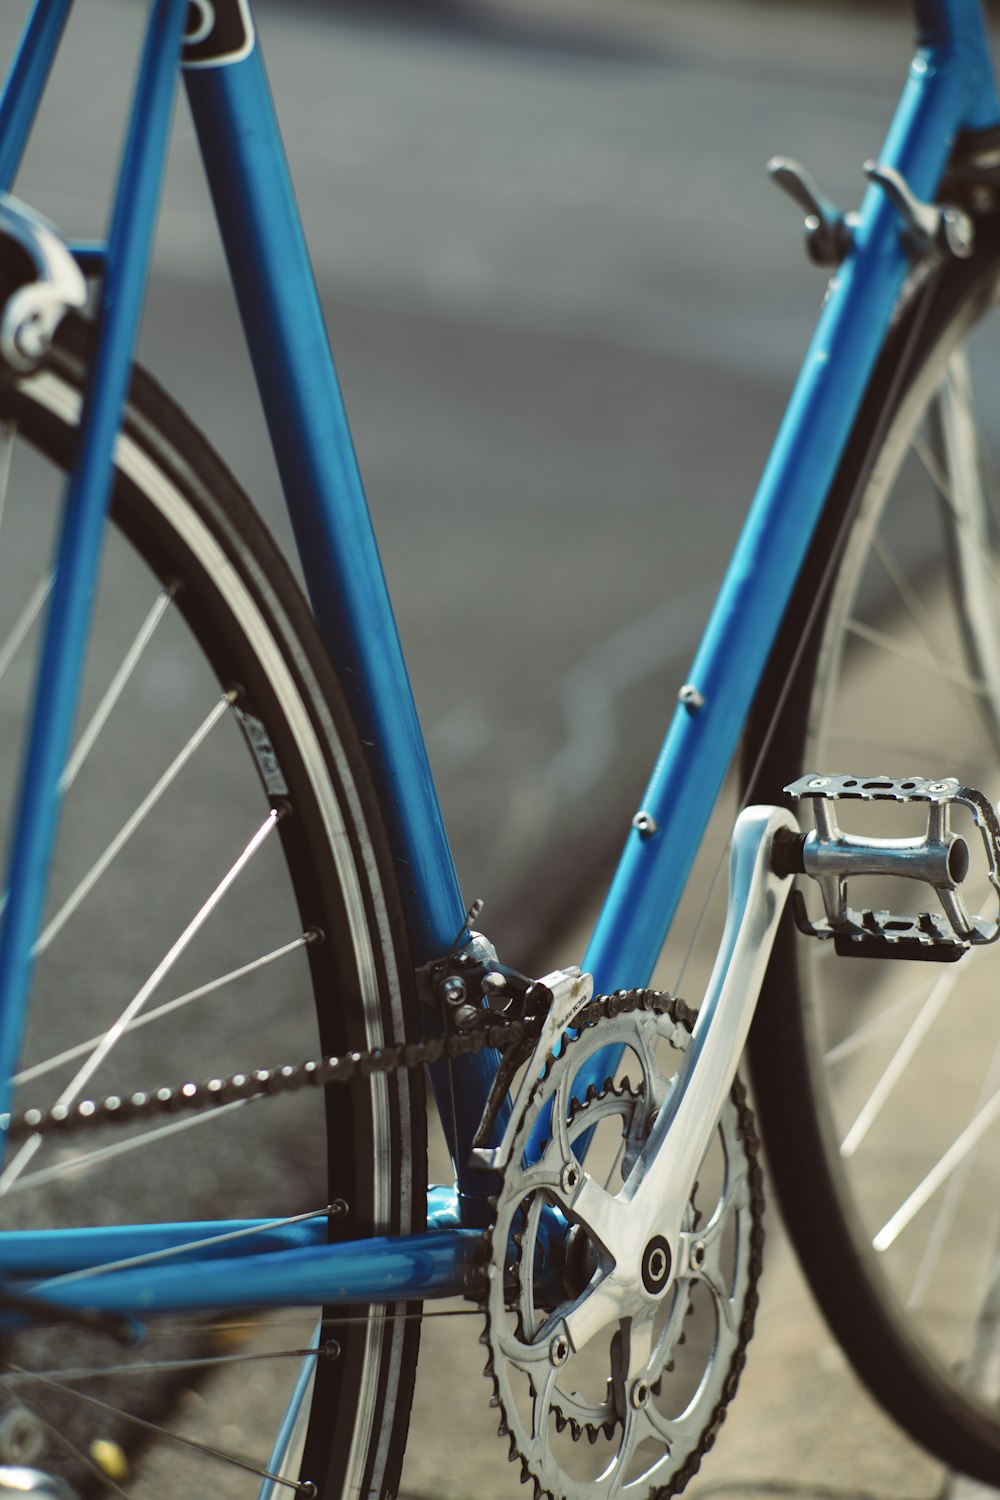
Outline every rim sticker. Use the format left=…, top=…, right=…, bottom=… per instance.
left=235, top=708, right=290, bottom=797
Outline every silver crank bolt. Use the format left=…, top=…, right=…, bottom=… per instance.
left=647, top=1246, right=668, bottom=1282
left=561, top=1163, right=580, bottom=1195
left=630, top=1380, right=650, bottom=1409
left=692, top=1241, right=706, bottom=1270
left=550, top=1335, right=570, bottom=1367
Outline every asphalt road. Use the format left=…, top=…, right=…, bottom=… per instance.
left=1, top=0, right=912, bottom=961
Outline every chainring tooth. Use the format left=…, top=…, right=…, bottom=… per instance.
left=477, top=988, right=765, bottom=1500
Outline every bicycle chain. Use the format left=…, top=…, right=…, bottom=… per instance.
left=0, top=987, right=695, bottom=1144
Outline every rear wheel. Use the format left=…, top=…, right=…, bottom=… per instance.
left=747, top=218, right=1000, bottom=1479
left=0, top=320, right=425, bottom=1496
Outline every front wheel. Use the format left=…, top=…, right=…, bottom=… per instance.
left=0, top=319, right=425, bottom=1496
left=746, top=217, right=1000, bottom=1481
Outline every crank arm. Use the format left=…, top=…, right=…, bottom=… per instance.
left=565, top=806, right=796, bottom=1278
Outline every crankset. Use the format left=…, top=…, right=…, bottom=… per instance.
left=478, top=997, right=764, bottom=1500
left=475, top=805, right=796, bottom=1499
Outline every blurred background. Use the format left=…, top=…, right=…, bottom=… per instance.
left=0, top=0, right=913, bottom=970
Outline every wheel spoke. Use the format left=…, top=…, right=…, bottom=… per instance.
left=5, top=1365, right=317, bottom=1494
left=61, top=583, right=179, bottom=792
left=874, top=1085, right=1000, bottom=1252
left=50, top=806, right=280, bottom=1104
left=42, top=1204, right=334, bottom=1288
left=823, top=975, right=934, bottom=1067
left=912, top=430, right=1000, bottom=602
left=7, top=1098, right=248, bottom=1191
left=822, top=724, right=993, bottom=772
left=906, top=1035, right=1000, bottom=1310
left=7, top=1341, right=332, bottom=1387
left=0, top=419, right=16, bottom=541
left=0, top=805, right=283, bottom=1195
left=15, top=932, right=315, bottom=1087
left=0, top=571, right=53, bottom=683
left=840, top=959, right=965, bottom=1159
left=35, top=690, right=237, bottom=957
left=844, top=617, right=989, bottom=698
left=869, top=529, right=978, bottom=719
left=12, top=1389, right=132, bottom=1498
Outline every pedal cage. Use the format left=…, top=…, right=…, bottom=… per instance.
left=784, top=774, right=1000, bottom=962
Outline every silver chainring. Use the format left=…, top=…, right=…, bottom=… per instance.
left=479, top=997, right=764, bottom=1500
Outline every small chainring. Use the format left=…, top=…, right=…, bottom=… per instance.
left=478, top=993, right=764, bottom=1500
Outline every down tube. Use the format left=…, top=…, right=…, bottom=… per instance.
left=583, top=19, right=998, bottom=998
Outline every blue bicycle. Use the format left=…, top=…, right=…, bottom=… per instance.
left=1, top=0, right=1000, bottom=1495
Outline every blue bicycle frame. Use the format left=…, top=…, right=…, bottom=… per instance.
left=0, top=0, right=997, bottom=1319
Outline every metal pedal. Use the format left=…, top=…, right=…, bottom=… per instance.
left=781, top=774, right=1000, bottom=962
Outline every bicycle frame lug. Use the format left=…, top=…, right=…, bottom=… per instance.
left=864, top=160, right=974, bottom=260
left=0, top=194, right=87, bottom=374
left=768, top=155, right=855, bottom=266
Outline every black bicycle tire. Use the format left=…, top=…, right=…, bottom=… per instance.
left=0, top=317, right=427, bottom=1499
left=744, top=213, right=1000, bottom=1480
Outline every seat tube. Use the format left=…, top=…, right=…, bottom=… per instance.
left=184, top=33, right=502, bottom=1205
left=183, top=48, right=468, bottom=966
